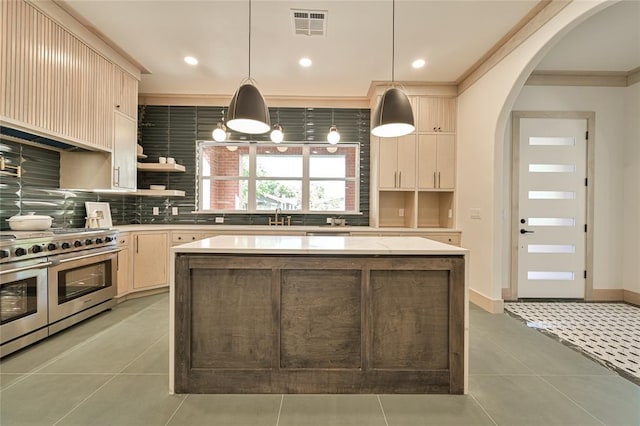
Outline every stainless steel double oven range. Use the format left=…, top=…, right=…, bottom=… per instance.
left=0, top=228, right=119, bottom=357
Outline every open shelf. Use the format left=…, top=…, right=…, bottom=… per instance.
left=136, top=189, right=185, bottom=197
left=137, top=162, right=185, bottom=172
left=417, top=191, right=454, bottom=228
left=378, top=191, right=416, bottom=227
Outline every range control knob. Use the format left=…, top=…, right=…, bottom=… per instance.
left=32, top=245, right=43, bottom=253
left=105, top=236, right=113, bottom=243
left=0, top=249, right=9, bottom=259
left=48, top=243, right=58, bottom=251
left=15, top=247, right=27, bottom=256
left=85, top=239, right=93, bottom=245
left=95, top=238, right=103, bottom=244
left=74, top=240, right=82, bottom=248
left=61, top=242, right=71, bottom=249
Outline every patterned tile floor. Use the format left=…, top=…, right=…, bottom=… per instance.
left=505, top=302, right=640, bottom=384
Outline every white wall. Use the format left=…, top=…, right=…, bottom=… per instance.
left=511, top=85, right=628, bottom=291
left=456, top=0, right=610, bottom=307
left=623, top=83, right=640, bottom=293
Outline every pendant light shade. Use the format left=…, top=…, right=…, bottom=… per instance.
left=371, top=88, right=415, bottom=137
left=226, top=83, right=270, bottom=134
left=371, top=0, right=415, bottom=138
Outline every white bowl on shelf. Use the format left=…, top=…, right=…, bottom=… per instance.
left=149, top=185, right=166, bottom=191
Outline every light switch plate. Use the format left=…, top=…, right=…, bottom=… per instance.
left=215, top=216, right=224, bottom=223
left=152, top=207, right=159, bottom=215
left=171, top=207, right=179, bottom=215
left=470, top=208, right=481, bottom=219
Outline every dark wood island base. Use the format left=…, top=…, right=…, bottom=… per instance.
left=174, top=252, right=465, bottom=394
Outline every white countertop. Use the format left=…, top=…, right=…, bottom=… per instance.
left=171, top=235, right=467, bottom=255
left=115, top=224, right=461, bottom=234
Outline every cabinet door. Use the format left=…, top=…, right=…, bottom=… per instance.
left=133, top=233, right=168, bottom=289
left=417, top=97, right=456, bottom=133
left=113, top=111, right=137, bottom=190
left=378, top=137, right=399, bottom=189
left=396, top=135, right=416, bottom=189
left=117, top=246, right=130, bottom=296
left=418, top=135, right=437, bottom=189
left=437, top=134, right=455, bottom=189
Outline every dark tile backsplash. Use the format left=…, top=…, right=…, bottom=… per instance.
left=0, top=106, right=370, bottom=229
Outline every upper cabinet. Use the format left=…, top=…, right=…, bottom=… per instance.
left=0, top=0, right=139, bottom=151
left=378, top=135, right=416, bottom=190
left=417, top=97, right=457, bottom=133
left=417, top=134, right=455, bottom=190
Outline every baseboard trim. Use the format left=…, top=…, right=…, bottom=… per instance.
left=470, top=289, right=504, bottom=313
left=115, top=287, right=169, bottom=304
left=591, top=289, right=624, bottom=301
left=502, top=288, right=513, bottom=301
left=624, top=289, right=640, bottom=306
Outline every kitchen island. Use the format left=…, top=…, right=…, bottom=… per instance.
left=170, top=235, right=468, bottom=394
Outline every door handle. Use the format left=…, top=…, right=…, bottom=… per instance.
left=520, top=229, right=534, bottom=234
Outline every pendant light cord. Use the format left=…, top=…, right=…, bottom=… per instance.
left=248, top=0, right=252, bottom=80
left=391, top=0, right=395, bottom=84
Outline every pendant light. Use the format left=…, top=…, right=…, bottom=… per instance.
left=371, top=0, right=415, bottom=138
left=212, top=109, right=228, bottom=142
left=270, top=109, right=284, bottom=143
left=226, top=0, right=270, bottom=134
left=327, top=109, right=340, bottom=144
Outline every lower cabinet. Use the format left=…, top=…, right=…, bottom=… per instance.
left=116, top=233, right=131, bottom=297
left=133, top=232, right=169, bottom=290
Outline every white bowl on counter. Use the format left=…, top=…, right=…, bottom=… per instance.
left=6, top=214, right=53, bottom=231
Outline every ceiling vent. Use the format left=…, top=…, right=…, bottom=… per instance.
left=291, top=9, right=327, bottom=37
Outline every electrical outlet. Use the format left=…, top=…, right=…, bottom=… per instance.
left=448, top=209, right=453, bottom=219
left=171, top=207, right=179, bottom=215
left=326, top=217, right=333, bottom=224
left=398, top=208, right=405, bottom=217
left=152, top=207, right=159, bottom=215
left=215, top=216, right=224, bottom=223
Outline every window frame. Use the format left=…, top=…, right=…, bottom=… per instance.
left=196, top=141, right=360, bottom=214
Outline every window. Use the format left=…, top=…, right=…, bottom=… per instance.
left=197, top=142, right=359, bottom=213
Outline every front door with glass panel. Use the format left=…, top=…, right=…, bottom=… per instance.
left=517, top=117, right=587, bottom=298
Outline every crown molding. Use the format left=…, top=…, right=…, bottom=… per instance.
left=457, top=0, right=570, bottom=95
left=526, top=69, right=640, bottom=87
left=138, top=93, right=370, bottom=109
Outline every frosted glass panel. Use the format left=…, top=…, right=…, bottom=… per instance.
left=528, top=218, right=575, bottom=227
left=528, top=271, right=575, bottom=280
left=528, top=191, right=576, bottom=200
left=528, top=245, right=576, bottom=254
left=529, top=164, right=576, bottom=173
left=529, top=137, right=575, bottom=146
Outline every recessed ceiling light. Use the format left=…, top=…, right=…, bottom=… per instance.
left=184, top=56, right=198, bottom=66
left=299, top=57, right=312, bottom=67
left=412, top=59, right=426, bottom=69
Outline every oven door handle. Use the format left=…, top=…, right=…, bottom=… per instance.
left=0, top=261, right=52, bottom=275
left=50, top=248, right=121, bottom=265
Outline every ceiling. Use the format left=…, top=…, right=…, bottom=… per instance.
left=61, top=0, right=640, bottom=98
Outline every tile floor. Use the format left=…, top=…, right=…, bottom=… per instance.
left=504, top=302, right=640, bottom=384
left=0, top=293, right=638, bottom=426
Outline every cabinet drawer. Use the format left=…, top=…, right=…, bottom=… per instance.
left=117, top=234, right=129, bottom=247
left=423, top=233, right=460, bottom=246
left=172, top=232, right=203, bottom=244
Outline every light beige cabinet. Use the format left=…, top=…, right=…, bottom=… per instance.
left=373, top=92, right=457, bottom=229
left=418, top=134, right=455, bottom=189
left=133, top=232, right=169, bottom=289
left=417, top=97, right=456, bottom=133
left=0, top=0, right=138, bottom=151
left=116, top=233, right=132, bottom=297
left=378, top=135, right=416, bottom=190
left=59, top=110, right=137, bottom=191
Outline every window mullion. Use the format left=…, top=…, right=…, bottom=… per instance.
left=248, top=144, right=257, bottom=211
left=302, top=145, right=310, bottom=211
